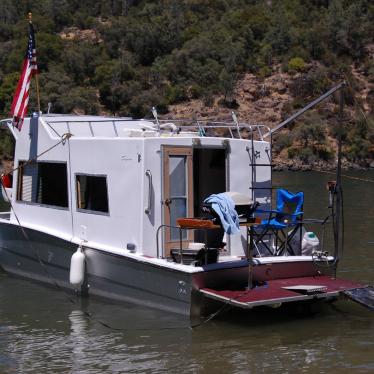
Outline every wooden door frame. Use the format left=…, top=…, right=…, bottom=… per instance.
left=162, top=146, right=193, bottom=257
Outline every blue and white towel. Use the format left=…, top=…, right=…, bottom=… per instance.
left=204, top=193, right=240, bottom=235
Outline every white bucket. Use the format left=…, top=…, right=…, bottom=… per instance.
left=302, top=232, right=319, bottom=255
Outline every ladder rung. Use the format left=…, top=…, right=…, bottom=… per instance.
left=249, top=187, right=273, bottom=190
left=249, top=163, right=274, bottom=167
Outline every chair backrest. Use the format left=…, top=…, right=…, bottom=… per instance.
left=275, top=189, right=304, bottom=223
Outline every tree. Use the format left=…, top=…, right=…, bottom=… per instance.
left=327, top=0, right=370, bottom=58
left=265, top=6, right=292, bottom=56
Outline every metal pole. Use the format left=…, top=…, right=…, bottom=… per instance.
left=151, top=106, right=160, bottom=132
left=28, top=13, right=41, bottom=114
left=35, top=70, right=41, bottom=114
left=231, top=111, right=242, bottom=139
left=247, top=225, right=254, bottom=289
left=333, top=88, right=344, bottom=276
left=179, top=227, right=183, bottom=265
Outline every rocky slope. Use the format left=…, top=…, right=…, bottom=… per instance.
left=166, top=57, right=374, bottom=170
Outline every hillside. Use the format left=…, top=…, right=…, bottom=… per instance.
left=0, top=0, right=373, bottom=166
left=168, top=57, right=374, bottom=169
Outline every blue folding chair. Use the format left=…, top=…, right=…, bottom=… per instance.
left=254, top=189, right=304, bottom=256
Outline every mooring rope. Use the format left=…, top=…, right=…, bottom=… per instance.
left=316, top=169, right=374, bottom=184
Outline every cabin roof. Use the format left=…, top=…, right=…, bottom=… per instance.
left=40, top=115, right=159, bottom=139
left=3, top=114, right=271, bottom=143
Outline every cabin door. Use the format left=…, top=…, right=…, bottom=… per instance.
left=162, top=146, right=193, bottom=257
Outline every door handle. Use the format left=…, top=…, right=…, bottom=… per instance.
left=165, top=198, right=173, bottom=206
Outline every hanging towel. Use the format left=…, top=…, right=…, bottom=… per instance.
left=204, top=193, right=240, bottom=235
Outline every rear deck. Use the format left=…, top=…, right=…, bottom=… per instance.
left=200, top=276, right=366, bottom=309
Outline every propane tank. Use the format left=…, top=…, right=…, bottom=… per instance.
left=69, top=246, right=85, bottom=286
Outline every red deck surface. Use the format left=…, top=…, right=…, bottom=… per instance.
left=202, top=276, right=364, bottom=304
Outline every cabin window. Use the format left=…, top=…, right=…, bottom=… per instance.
left=76, top=174, right=109, bottom=214
left=17, top=161, right=69, bottom=208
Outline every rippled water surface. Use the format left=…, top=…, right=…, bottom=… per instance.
left=0, top=171, right=373, bottom=373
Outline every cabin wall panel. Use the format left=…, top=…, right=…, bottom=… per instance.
left=69, top=139, right=143, bottom=250
left=228, top=140, right=271, bottom=257
left=141, top=137, right=236, bottom=257
left=252, top=141, right=272, bottom=207
left=227, top=139, right=253, bottom=257
left=11, top=118, right=73, bottom=238
left=12, top=118, right=271, bottom=259
left=141, top=137, right=204, bottom=256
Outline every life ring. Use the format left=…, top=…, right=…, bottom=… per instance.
left=1, top=174, right=12, bottom=188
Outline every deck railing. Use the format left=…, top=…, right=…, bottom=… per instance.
left=155, top=118, right=271, bottom=141
left=42, top=117, right=271, bottom=142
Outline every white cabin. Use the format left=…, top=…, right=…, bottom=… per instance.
left=6, top=115, right=271, bottom=260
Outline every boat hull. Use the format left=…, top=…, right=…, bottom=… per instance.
left=0, top=222, right=251, bottom=317
left=0, top=221, right=194, bottom=315
left=0, top=220, right=348, bottom=317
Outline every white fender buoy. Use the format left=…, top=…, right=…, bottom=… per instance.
left=69, top=246, right=85, bottom=286
left=1, top=186, right=12, bottom=202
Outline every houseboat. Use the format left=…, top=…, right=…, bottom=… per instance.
left=0, top=114, right=370, bottom=317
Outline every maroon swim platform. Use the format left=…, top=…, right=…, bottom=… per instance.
left=200, top=276, right=365, bottom=309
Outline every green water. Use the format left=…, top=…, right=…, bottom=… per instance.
left=0, top=171, right=373, bottom=373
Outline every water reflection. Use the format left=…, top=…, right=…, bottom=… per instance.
left=69, top=310, right=89, bottom=372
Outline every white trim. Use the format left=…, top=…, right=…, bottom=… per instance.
left=0, top=217, right=332, bottom=275
left=252, top=256, right=334, bottom=264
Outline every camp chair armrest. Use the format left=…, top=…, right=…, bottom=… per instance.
left=280, top=211, right=303, bottom=217
left=302, top=217, right=330, bottom=224
left=255, top=209, right=279, bottom=214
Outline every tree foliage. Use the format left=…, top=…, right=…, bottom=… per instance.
left=0, top=0, right=372, bottom=163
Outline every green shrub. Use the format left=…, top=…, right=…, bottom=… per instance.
left=288, top=57, right=306, bottom=72
left=299, top=147, right=315, bottom=162
left=258, top=66, right=272, bottom=78
left=274, top=133, right=293, bottom=153
left=287, top=147, right=298, bottom=159
left=189, top=84, right=203, bottom=99
left=291, top=97, right=306, bottom=109
left=165, top=85, right=187, bottom=105
left=0, top=130, right=14, bottom=159
left=367, top=62, right=374, bottom=83
left=217, top=97, right=239, bottom=109
left=316, top=146, right=334, bottom=161
left=346, top=140, right=371, bottom=161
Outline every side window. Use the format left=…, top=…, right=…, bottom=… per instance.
left=17, top=161, right=69, bottom=208
left=76, top=174, right=109, bottom=214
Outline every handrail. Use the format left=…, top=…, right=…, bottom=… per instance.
left=164, top=122, right=271, bottom=141
left=144, top=170, right=152, bottom=215
left=156, top=224, right=183, bottom=261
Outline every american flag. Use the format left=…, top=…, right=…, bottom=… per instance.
left=10, top=22, right=38, bottom=131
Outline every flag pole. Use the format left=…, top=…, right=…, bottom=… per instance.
left=28, top=12, right=41, bottom=114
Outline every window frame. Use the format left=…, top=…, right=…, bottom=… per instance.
left=75, top=173, right=110, bottom=216
left=16, top=160, right=70, bottom=210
